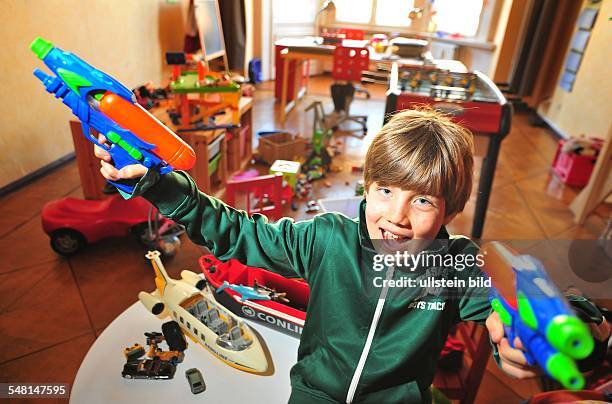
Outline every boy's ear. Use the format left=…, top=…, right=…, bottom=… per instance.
left=443, top=213, right=458, bottom=225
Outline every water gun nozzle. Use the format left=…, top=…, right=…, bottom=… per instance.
left=30, top=37, right=54, bottom=60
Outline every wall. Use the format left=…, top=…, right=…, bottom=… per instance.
left=537, top=0, right=612, bottom=139
left=0, top=0, right=188, bottom=190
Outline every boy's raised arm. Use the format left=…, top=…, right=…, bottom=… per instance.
left=143, top=170, right=325, bottom=280
left=95, top=143, right=326, bottom=280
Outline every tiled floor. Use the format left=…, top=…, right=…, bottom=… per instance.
left=0, top=75, right=609, bottom=403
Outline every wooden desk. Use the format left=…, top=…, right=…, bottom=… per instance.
left=275, top=37, right=466, bottom=123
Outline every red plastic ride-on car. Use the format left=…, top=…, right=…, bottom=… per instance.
left=41, top=194, right=182, bottom=256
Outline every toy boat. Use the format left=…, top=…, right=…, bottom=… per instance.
left=139, top=251, right=269, bottom=374
left=199, top=255, right=309, bottom=338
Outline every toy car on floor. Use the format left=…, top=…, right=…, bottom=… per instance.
left=139, top=251, right=269, bottom=374
left=122, top=357, right=176, bottom=380
left=185, top=368, right=206, bottom=394
left=199, top=255, right=308, bottom=338
left=41, top=194, right=182, bottom=256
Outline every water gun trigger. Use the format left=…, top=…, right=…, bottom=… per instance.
left=80, top=122, right=109, bottom=152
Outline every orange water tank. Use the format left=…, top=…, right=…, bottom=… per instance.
left=99, top=92, right=196, bottom=170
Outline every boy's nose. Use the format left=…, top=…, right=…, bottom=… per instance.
left=386, top=203, right=411, bottom=229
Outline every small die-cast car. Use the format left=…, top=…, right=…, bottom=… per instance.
left=185, top=368, right=206, bottom=394
left=121, top=358, right=176, bottom=380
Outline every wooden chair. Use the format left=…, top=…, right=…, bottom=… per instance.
left=433, top=322, right=492, bottom=404
left=225, top=173, right=284, bottom=221
left=329, top=45, right=370, bottom=135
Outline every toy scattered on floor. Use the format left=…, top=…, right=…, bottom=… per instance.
left=139, top=251, right=269, bottom=374
left=306, top=200, right=320, bottom=213
left=354, top=180, right=365, bottom=196
left=31, top=37, right=196, bottom=195
left=270, top=160, right=301, bottom=189
left=351, top=165, right=364, bottom=173
left=166, top=52, right=241, bottom=128
left=133, top=81, right=169, bottom=110
left=200, top=255, right=308, bottom=338
left=482, top=242, right=595, bottom=390
left=303, top=102, right=334, bottom=179
left=185, top=368, right=206, bottom=394
left=41, top=195, right=182, bottom=257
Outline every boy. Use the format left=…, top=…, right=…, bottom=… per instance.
left=96, top=109, right=607, bottom=403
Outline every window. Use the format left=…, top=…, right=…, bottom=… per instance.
left=375, top=0, right=415, bottom=27
left=330, top=0, right=485, bottom=37
left=187, top=322, right=191, bottom=330
left=431, top=0, right=484, bottom=37
left=273, top=0, right=317, bottom=24
left=180, top=316, right=184, bottom=324
left=335, top=0, right=373, bottom=24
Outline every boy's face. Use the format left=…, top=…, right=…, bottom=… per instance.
left=364, top=182, right=456, bottom=253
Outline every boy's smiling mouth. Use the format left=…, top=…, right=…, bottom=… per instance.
left=380, top=228, right=411, bottom=241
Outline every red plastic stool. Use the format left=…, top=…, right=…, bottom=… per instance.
left=225, top=173, right=284, bottom=220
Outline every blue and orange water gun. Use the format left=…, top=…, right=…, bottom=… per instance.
left=481, top=242, right=594, bottom=390
left=31, top=37, right=196, bottom=194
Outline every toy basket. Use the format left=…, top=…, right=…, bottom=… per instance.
left=258, top=131, right=307, bottom=165
left=318, top=196, right=363, bottom=218
left=552, top=138, right=602, bottom=187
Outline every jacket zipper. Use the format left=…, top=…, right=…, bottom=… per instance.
left=346, top=265, right=395, bottom=403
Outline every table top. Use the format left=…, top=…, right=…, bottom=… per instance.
left=274, top=36, right=465, bottom=72
left=71, top=302, right=300, bottom=404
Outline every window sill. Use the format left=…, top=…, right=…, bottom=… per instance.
left=322, top=23, right=495, bottom=51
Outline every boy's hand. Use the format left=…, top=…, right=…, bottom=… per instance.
left=485, top=311, right=542, bottom=379
left=94, top=134, right=147, bottom=181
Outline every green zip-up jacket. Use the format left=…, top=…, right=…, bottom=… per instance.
left=137, top=171, right=492, bottom=404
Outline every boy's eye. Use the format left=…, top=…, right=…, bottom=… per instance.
left=377, top=187, right=392, bottom=197
left=414, top=197, right=432, bottom=206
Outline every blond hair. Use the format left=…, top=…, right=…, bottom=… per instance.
left=364, top=108, right=474, bottom=217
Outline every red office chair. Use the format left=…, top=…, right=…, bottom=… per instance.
left=433, top=322, right=492, bottom=404
left=329, top=45, right=370, bottom=135
left=225, top=174, right=284, bottom=221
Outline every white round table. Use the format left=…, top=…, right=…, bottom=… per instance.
left=71, top=302, right=300, bottom=403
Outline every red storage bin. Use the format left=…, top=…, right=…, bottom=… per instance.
left=552, top=138, right=602, bottom=187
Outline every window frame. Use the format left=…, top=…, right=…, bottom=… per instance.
left=326, top=0, right=494, bottom=41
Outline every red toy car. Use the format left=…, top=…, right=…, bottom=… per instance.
left=41, top=194, right=180, bottom=256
